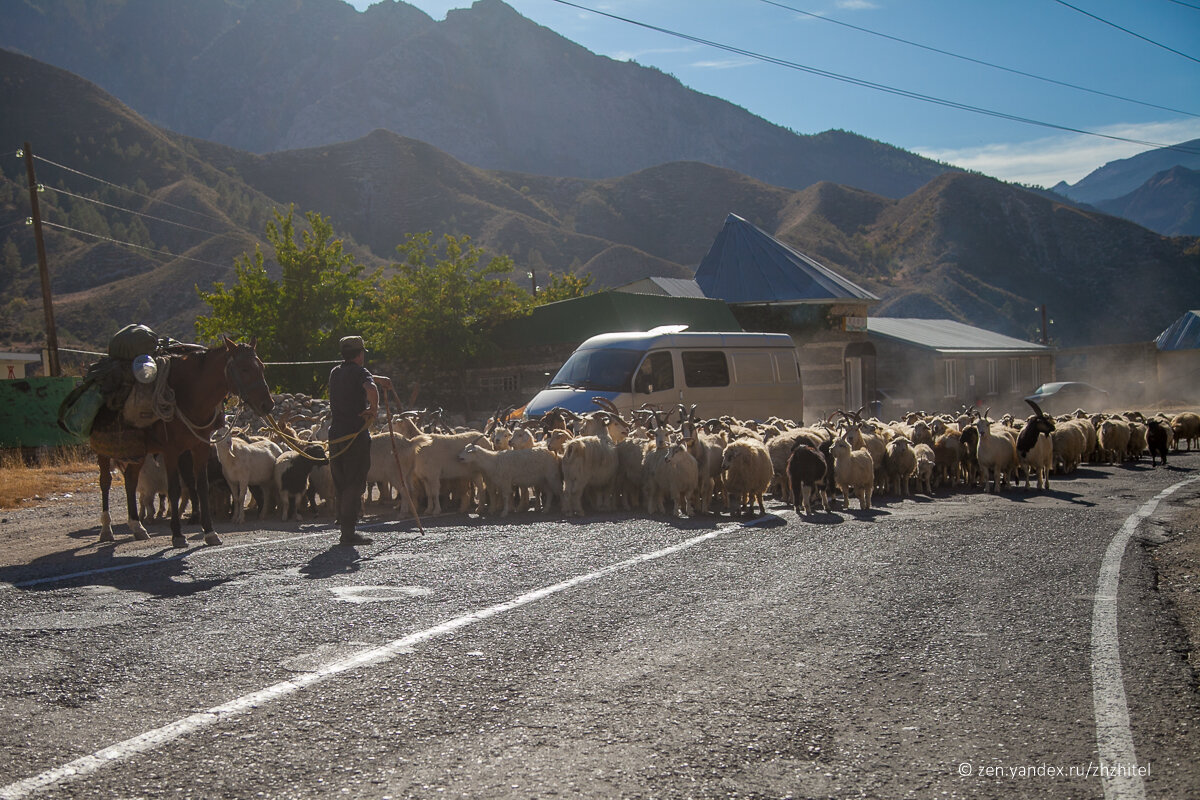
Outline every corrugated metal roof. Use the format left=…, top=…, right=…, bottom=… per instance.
left=1156, top=310, right=1200, bottom=351
left=694, top=213, right=878, bottom=304
left=869, top=318, right=1049, bottom=353
left=613, top=277, right=707, bottom=298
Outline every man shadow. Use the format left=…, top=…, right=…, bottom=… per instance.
left=299, top=544, right=365, bottom=579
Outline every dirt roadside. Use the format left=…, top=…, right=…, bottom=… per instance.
left=2, top=474, right=1199, bottom=679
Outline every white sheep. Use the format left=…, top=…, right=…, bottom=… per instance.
left=410, top=431, right=489, bottom=516
left=719, top=438, right=773, bottom=516
left=457, top=443, right=563, bottom=516
left=214, top=428, right=281, bottom=522
left=913, top=443, right=935, bottom=495
left=561, top=430, right=619, bottom=517
left=646, top=438, right=699, bottom=517
left=973, top=415, right=1018, bottom=494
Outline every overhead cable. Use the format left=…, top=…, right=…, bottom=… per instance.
left=39, top=220, right=236, bottom=271
left=50, top=185, right=229, bottom=235
left=1052, top=0, right=1200, bottom=65
left=757, top=0, right=1198, bottom=118
left=547, top=0, right=1200, bottom=156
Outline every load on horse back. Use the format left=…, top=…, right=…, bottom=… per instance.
left=63, top=328, right=274, bottom=548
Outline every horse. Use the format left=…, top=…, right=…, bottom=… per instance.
left=92, top=336, right=274, bottom=548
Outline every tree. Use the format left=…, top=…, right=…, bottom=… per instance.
left=195, top=208, right=376, bottom=389
left=369, top=232, right=529, bottom=386
left=532, top=270, right=594, bottom=305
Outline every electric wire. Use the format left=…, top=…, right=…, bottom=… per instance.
left=757, top=0, right=1198, bottom=118
left=1164, top=0, right=1200, bottom=10
left=49, top=185, right=228, bottom=236
left=32, top=154, right=232, bottom=225
left=547, top=0, right=1200, bottom=156
left=39, top=219, right=237, bottom=271
left=1052, top=0, right=1200, bottom=65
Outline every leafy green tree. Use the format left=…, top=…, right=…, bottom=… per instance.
left=533, top=270, right=594, bottom=305
left=196, top=208, right=376, bottom=386
left=369, top=232, right=529, bottom=384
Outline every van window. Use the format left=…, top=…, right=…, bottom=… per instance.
left=775, top=352, right=800, bottom=384
left=634, top=351, right=675, bottom=394
left=682, top=351, right=730, bottom=387
left=548, top=348, right=642, bottom=391
left=732, top=352, right=774, bottom=384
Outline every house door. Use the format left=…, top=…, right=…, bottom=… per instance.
left=846, top=356, right=863, bottom=411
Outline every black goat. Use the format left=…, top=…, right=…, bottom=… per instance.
left=277, top=444, right=329, bottom=520
left=787, top=443, right=828, bottom=516
left=1146, top=419, right=1170, bottom=467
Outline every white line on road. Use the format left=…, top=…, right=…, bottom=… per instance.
left=0, top=517, right=775, bottom=799
left=1091, top=475, right=1200, bottom=800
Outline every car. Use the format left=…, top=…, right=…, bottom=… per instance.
left=1024, top=381, right=1110, bottom=414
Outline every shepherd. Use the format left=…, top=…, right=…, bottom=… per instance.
left=328, top=335, right=391, bottom=547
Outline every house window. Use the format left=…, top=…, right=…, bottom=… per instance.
left=479, top=374, right=518, bottom=392
left=943, top=359, right=957, bottom=397
left=1010, top=358, right=1020, bottom=392
left=986, top=359, right=998, bottom=395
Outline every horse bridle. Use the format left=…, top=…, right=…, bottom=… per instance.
left=224, top=344, right=270, bottom=409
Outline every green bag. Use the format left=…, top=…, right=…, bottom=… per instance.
left=57, top=380, right=107, bottom=438
left=108, top=324, right=159, bottom=360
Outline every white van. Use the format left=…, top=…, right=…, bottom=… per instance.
left=524, top=326, right=804, bottom=422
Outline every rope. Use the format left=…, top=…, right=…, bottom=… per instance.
left=383, top=386, right=424, bottom=536
left=263, top=414, right=367, bottom=461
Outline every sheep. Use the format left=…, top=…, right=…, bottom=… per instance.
left=973, top=413, right=1018, bottom=494
left=136, top=453, right=169, bottom=521
left=456, top=443, right=563, bottom=516
left=913, top=443, right=935, bottom=495
left=719, top=438, right=774, bottom=516
left=882, top=436, right=918, bottom=497
left=214, top=427, right=281, bottom=522
left=1146, top=418, right=1171, bottom=467
left=829, top=433, right=875, bottom=510
left=931, top=430, right=964, bottom=488
left=646, top=438, right=699, bottom=517
left=274, top=444, right=329, bottom=521
left=1097, top=417, right=1132, bottom=465
left=1016, top=400, right=1055, bottom=491
left=1126, top=422, right=1148, bottom=463
left=765, top=426, right=830, bottom=503
left=1051, top=423, right=1087, bottom=474
left=410, top=431, right=489, bottom=516
left=786, top=444, right=828, bottom=516
left=1171, top=412, right=1200, bottom=451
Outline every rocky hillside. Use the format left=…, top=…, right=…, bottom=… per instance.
left=2, top=0, right=950, bottom=199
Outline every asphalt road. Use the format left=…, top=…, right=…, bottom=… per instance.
left=1, top=458, right=1198, bottom=799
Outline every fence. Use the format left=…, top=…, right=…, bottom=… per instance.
left=0, top=377, right=85, bottom=448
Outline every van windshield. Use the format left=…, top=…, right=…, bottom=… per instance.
left=547, top=348, right=643, bottom=391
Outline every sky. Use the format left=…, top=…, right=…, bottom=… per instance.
left=347, top=0, right=1200, bottom=188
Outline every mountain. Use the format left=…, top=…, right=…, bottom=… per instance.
left=2, top=0, right=951, bottom=199
left=2, top=47, right=1198, bottom=356
left=1055, top=138, right=1200, bottom=206
left=1095, top=166, right=1200, bottom=237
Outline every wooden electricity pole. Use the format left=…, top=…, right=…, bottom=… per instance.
left=23, top=142, right=60, bottom=377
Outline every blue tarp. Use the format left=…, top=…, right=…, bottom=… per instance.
left=1156, top=310, right=1200, bottom=351
left=694, top=213, right=878, bottom=304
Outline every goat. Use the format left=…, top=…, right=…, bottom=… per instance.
left=457, top=443, right=563, bottom=516
left=1146, top=418, right=1171, bottom=467
left=973, top=412, right=1017, bottom=494
left=274, top=444, right=328, bottom=520
left=1171, top=412, right=1200, bottom=451
left=830, top=433, right=874, bottom=510
left=913, top=443, right=935, bottom=495
left=882, top=436, right=918, bottom=497
left=719, top=438, right=773, bottom=516
left=1016, top=400, right=1055, bottom=491
left=214, top=427, right=281, bottom=522
left=1097, top=417, right=1132, bottom=464
left=410, top=431, right=489, bottom=515
left=561, top=418, right=620, bottom=516
left=786, top=444, right=828, bottom=516
left=646, top=438, right=699, bottom=517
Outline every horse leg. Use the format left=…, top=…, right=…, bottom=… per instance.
left=165, top=460, right=188, bottom=549
left=123, top=461, right=149, bottom=540
left=188, top=446, right=220, bottom=546
left=98, top=455, right=115, bottom=543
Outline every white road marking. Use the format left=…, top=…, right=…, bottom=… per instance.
left=0, top=517, right=776, bottom=799
left=1091, top=475, right=1200, bottom=800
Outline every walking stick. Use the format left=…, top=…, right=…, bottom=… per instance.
left=381, top=385, right=424, bottom=536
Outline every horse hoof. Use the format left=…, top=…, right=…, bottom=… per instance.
left=98, top=530, right=115, bottom=543
left=131, top=525, right=150, bottom=541
left=203, top=533, right=223, bottom=546
left=171, top=536, right=188, bottom=549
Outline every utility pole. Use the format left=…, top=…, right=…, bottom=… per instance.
left=1039, top=304, right=1050, bottom=346
left=23, top=142, right=60, bottom=377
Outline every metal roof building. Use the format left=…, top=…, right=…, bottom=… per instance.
left=694, top=213, right=878, bottom=305
left=868, top=318, right=1050, bottom=355
left=1155, top=310, right=1200, bottom=351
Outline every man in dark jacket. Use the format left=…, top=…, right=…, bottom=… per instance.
left=328, top=335, right=390, bottom=546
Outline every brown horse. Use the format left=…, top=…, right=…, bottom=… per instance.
left=93, top=337, right=274, bottom=548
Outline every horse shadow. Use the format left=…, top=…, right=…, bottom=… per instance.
left=0, top=543, right=234, bottom=599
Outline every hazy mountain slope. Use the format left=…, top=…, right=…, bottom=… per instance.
left=2, top=0, right=951, bottom=198
left=1096, top=166, right=1200, bottom=237
left=1056, top=138, right=1200, bottom=205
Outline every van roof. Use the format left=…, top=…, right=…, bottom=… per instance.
left=576, top=327, right=796, bottom=351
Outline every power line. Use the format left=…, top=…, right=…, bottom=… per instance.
left=32, top=153, right=232, bottom=226
left=49, top=185, right=228, bottom=236
left=757, top=0, right=1198, bottom=118
left=547, top=0, right=1200, bottom=157
left=1164, top=0, right=1200, bottom=10
left=1052, top=0, right=1200, bottom=65
left=39, top=220, right=237, bottom=271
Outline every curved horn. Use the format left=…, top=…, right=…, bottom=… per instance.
left=1024, top=398, right=1047, bottom=419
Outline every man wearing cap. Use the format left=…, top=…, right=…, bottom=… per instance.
left=328, top=335, right=391, bottom=546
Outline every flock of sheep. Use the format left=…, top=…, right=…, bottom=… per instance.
left=133, top=393, right=1200, bottom=526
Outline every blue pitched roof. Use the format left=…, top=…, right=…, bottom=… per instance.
left=1156, top=310, right=1200, bottom=351
left=694, top=213, right=878, bottom=304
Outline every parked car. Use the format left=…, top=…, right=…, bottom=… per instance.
left=1025, top=381, right=1110, bottom=414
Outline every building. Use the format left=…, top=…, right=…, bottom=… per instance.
left=868, top=318, right=1054, bottom=419
left=1154, top=309, right=1200, bottom=404
left=0, top=352, right=44, bottom=380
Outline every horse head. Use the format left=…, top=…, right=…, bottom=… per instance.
left=223, top=336, right=274, bottom=418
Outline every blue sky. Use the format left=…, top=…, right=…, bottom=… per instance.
left=348, top=0, right=1200, bottom=187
